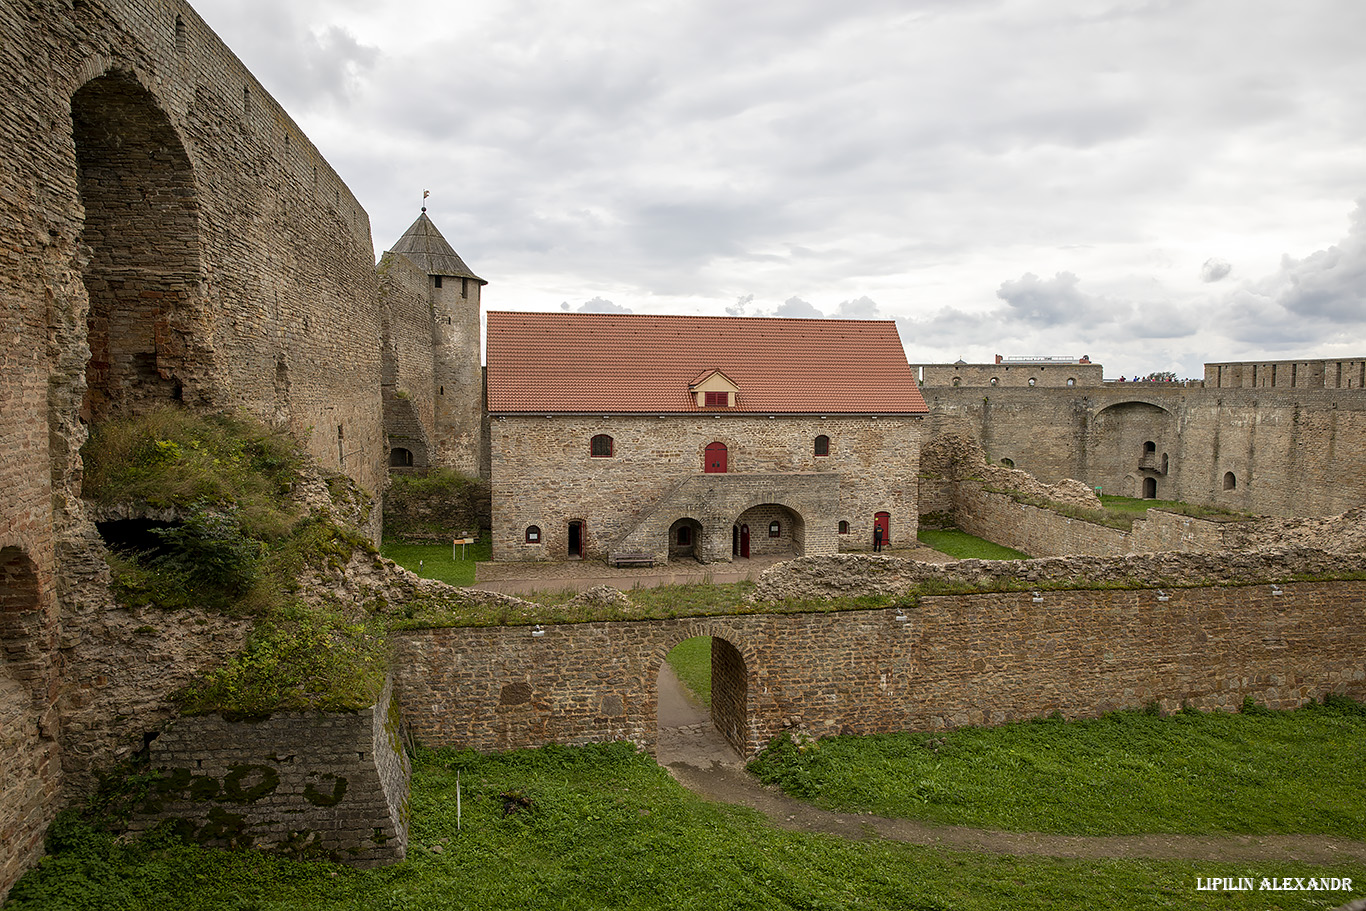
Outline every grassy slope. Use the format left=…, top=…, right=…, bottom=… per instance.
left=749, top=700, right=1366, bottom=838
left=917, top=528, right=1030, bottom=560
left=9, top=744, right=1361, bottom=911
left=666, top=636, right=712, bottom=706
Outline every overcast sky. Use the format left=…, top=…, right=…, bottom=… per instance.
left=192, top=0, right=1366, bottom=379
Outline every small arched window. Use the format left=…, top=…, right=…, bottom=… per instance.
left=1000, top=457, right=1014, bottom=469
left=1223, top=471, right=1237, bottom=490
left=525, top=525, right=542, bottom=544
left=952, top=377, right=961, bottom=387
left=590, top=434, right=614, bottom=457
left=814, top=434, right=830, bottom=457
left=838, top=521, right=850, bottom=535
left=1144, top=441, right=1157, bottom=453
left=990, top=377, right=999, bottom=386
left=1028, top=377, right=1037, bottom=386
left=389, top=447, right=414, bottom=467
left=769, top=521, right=781, bottom=538
left=1066, top=377, right=1076, bottom=387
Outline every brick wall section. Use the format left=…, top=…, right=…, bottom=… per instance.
left=921, top=387, right=1366, bottom=518
left=2, top=0, right=394, bottom=894
left=127, top=678, right=409, bottom=867
left=392, top=575, right=1366, bottom=759
left=491, top=415, right=921, bottom=562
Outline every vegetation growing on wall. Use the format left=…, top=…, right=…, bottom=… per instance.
left=917, top=528, right=1030, bottom=560
left=383, top=468, right=490, bottom=541
left=83, top=407, right=387, bottom=714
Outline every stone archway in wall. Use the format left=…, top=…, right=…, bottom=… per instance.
left=71, top=70, right=204, bottom=424
left=1088, top=401, right=1176, bottom=499
left=0, top=547, right=46, bottom=708
left=732, top=503, right=805, bottom=560
left=654, top=625, right=751, bottom=761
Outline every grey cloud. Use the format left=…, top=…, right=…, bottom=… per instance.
left=1225, top=202, right=1366, bottom=344
left=996, top=272, right=1107, bottom=326
left=773, top=296, right=824, bottom=318
left=561, top=297, right=632, bottom=314
left=1201, top=258, right=1232, bottom=282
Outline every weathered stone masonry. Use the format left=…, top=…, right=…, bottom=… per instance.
left=126, top=678, right=410, bottom=866
left=2, top=0, right=392, bottom=895
left=392, top=574, right=1366, bottom=759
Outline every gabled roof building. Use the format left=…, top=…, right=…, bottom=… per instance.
left=486, top=311, right=927, bottom=564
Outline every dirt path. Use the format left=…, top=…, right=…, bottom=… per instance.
left=655, top=669, right=1366, bottom=865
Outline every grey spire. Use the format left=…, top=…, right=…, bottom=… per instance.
left=389, top=211, right=486, bottom=284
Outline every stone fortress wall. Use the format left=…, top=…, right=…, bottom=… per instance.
left=394, top=552, right=1366, bottom=759
left=919, top=381, right=1366, bottom=519
left=0, top=0, right=400, bottom=895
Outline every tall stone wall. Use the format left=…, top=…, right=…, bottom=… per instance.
left=127, top=678, right=409, bottom=867
left=922, top=386, right=1366, bottom=517
left=1, top=0, right=390, bottom=896
left=393, top=570, right=1366, bottom=758
left=490, top=415, right=921, bottom=562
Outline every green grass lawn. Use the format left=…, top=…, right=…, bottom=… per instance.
left=917, top=528, right=1030, bottom=560
left=749, top=698, right=1366, bottom=838
left=381, top=537, right=490, bottom=587
left=666, top=636, right=712, bottom=706
left=10, top=742, right=1362, bottom=911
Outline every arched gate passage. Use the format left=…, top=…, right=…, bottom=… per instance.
left=654, top=625, right=752, bottom=760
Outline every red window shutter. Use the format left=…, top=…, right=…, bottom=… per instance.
left=705, top=391, right=728, bottom=407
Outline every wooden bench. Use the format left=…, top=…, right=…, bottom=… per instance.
left=612, top=552, right=657, bottom=568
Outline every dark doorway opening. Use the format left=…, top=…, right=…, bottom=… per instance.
left=1143, top=477, right=1157, bottom=499
left=739, top=524, right=750, bottom=558
left=567, top=520, right=584, bottom=559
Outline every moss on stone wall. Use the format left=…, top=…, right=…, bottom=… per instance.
left=383, top=468, right=489, bottom=541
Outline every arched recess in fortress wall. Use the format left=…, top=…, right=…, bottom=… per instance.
left=73, top=71, right=204, bottom=423
left=921, top=387, right=1366, bottom=518
left=393, top=580, right=1366, bottom=759
left=2, top=0, right=395, bottom=896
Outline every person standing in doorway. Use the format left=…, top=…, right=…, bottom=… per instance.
left=873, top=523, right=884, bottom=553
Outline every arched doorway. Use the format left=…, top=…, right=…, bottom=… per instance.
left=733, top=504, right=804, bottom=558
left=1143, top=477, right=1157, bottom=499
left=668, top=517, right=703, bottom=562
left=873, top=511, right=891, bottom=548
left=72, top=71, right=203, bottom=423
left=656, top=634, right=748, bottom=762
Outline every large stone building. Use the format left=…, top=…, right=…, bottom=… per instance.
left=486, top=313, right=928, bottom=563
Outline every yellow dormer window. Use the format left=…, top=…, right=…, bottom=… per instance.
left=690, top=368, right=740, bottom=408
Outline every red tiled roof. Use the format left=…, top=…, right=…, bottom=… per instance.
left=486, top=311, right=928, bottom=414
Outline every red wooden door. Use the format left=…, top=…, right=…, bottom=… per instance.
left=705, top=441, right=728, bottom=473
left=874, top=512, right=890, bottom=546
left=740, top=524, right=750, bottom=558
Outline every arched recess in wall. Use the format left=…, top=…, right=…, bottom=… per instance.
left=1224, top=471, right=1237, bottom=490
left=1, top=547, right=44, bottom=707
left=1088, top=401, right=1176, bottom=501
left=71, top=70, right=204, bottom=423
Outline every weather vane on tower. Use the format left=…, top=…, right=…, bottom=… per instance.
left=422, top=189, right=429, bottom=213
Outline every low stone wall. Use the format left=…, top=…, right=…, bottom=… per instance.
left=954, top=482, right=1130, bottom=557
left=127, top=678, right=409, bottom=867
left=392, top=554, right=1366, bottom=758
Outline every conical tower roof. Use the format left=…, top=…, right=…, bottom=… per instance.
left=388, top=210, right=486, bottom=283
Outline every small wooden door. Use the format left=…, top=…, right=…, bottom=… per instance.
left=740, top=524, right=750, bottom=558
left=874, top=512, right=890, bottom=546
left=705, top=441, right=728, bottom=473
